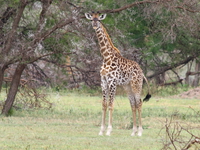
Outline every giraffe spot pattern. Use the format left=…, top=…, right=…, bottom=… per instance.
left=96, top=23, right=144, bottom=107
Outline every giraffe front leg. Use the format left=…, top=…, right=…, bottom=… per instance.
left=106, top=83, right=116, bottom=136
left=99, top=99, right=107, bottom=135
left=99, top=79, right=108, bottom=136
left=106, top=102, right=113, bottom=136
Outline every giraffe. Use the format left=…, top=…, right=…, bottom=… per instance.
left=85, top=12, right=151, bottom=136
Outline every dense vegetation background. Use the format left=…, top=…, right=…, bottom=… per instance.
left=0, top=0, right=200, bottom=115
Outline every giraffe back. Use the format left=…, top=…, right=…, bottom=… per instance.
left=101, top=52, right=143, bottom=88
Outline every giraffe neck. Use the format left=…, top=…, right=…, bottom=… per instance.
left=95, top=24, right=120, bottom=59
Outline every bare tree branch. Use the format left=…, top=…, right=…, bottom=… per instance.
left=161, top=114, right=200, bottom=150
left=148, top=56, right=195, bottom=79
left=98, top=0, right=200, bottom=14
left=36, top=0, right=52, bottom=33
left=3, top=0, right=28, bottom=55
left=99, top=0, right=159, bottom=13
left=66, top=1, right=83, bottom=9
left=174, top=5, right=200, bottom=13
left=32, top=17, right=75, bottom=45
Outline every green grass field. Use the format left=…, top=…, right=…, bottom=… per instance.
left=0, top=90, right=200, bottom=150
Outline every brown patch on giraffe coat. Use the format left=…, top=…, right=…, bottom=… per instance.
left=100, top=42, right=105, bottom=47
left=104, top=51, right=109, bottom=57
left=113, top=57, right=118, bottom=62
left=96, top=30, right=100, bottom=34
left=105, top=66, right=110, bottom=70
left=106, top=60, right=111, bottom=65
left=106, top=45, right=111, bottom=49
left=133, top=70, right=138, bottom=75
left=99, top=37, right=103, bottom=41
left=109, top=66, right=117, bottom=72
left=104, top=57, right=110, bottom=62
left=111, top=72, right=116, bottom=77
left=101, top=48, right=106, bottom=52
left=101, top=69, right=108, bottom=76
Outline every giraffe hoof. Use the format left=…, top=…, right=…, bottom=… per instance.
left=106, top=126, right=112, bottom=136
left=99, top=131, right=104, bottom=136
left=138, top=127, right=143, bottom=136
left=106, top=132, right=111, bottom=136
left=138, top=132, right=142, bottom=136
left=131, top=132, right=136, bottom=136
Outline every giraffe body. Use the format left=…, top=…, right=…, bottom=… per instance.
left=85, top=12, right=151, bottom=136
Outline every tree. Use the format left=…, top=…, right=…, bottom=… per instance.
left=137, top=0, right=200, bottom=85
left=0, top=0, right=79, bottom=115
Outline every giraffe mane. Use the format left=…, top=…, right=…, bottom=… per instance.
left=101, top=24, right=121, bottom=54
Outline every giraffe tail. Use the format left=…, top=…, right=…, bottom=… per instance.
left=143, top=75, right=151, bottom=102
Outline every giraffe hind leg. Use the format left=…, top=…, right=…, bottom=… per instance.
left=124, top=84, right=138, bottom=136
left=127, top=87, right=143, bottom=136
left=131, top=97, right=143, bottom=136
left=137, top=102, right=143, bottom=136
left=130, top=101, right=143, bottom=136
left=129, top=79, right=143, bottom=136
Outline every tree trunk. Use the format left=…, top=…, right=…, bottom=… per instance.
left=192, top=60, right=200, bottom=87
left=0, top=68, right=4, bottom=92
left=185, top=71, right=190, bottom=85
left=155, top=72, right=165, bottom=85
left=185, top=61, right=193, bottom=85
left=0, top=65, right=8, bottom=92
left=1, top=63, right=26, bottom=116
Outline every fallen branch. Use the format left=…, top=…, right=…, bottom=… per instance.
left=184, top=138, right=200, bottom=150
left=160, top=113, right=200, bottom=150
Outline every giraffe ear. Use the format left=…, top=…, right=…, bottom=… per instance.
left=99, top=14, right=107, bottom=20
left=85, top=13, right=92, bottom=20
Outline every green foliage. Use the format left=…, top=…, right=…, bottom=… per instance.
left=150, top=83, right=190, bottom=97
left=7, top=107, right=14, bottom=116
left=162, top=43, right=176, bottom=52
left=46, top=18, right=56, bottom=28
left=79, top=85, right=101, bottom=96
left=3, top=0, right=20, bottom=7
left=43, top=34, right=71, bottom=63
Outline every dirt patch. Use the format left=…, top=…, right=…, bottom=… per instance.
left=176, top=87, right=200, bottom=99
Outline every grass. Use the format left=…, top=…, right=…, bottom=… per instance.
left=0, top=89, right=200, bottom=150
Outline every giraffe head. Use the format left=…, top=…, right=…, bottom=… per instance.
left=85, top=12, right=107, bottom=29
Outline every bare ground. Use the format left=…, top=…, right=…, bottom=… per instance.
left=175, top=87, right=200, bottom=99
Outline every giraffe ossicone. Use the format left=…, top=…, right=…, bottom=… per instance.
left=85, top=12, right=151, bottom=136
